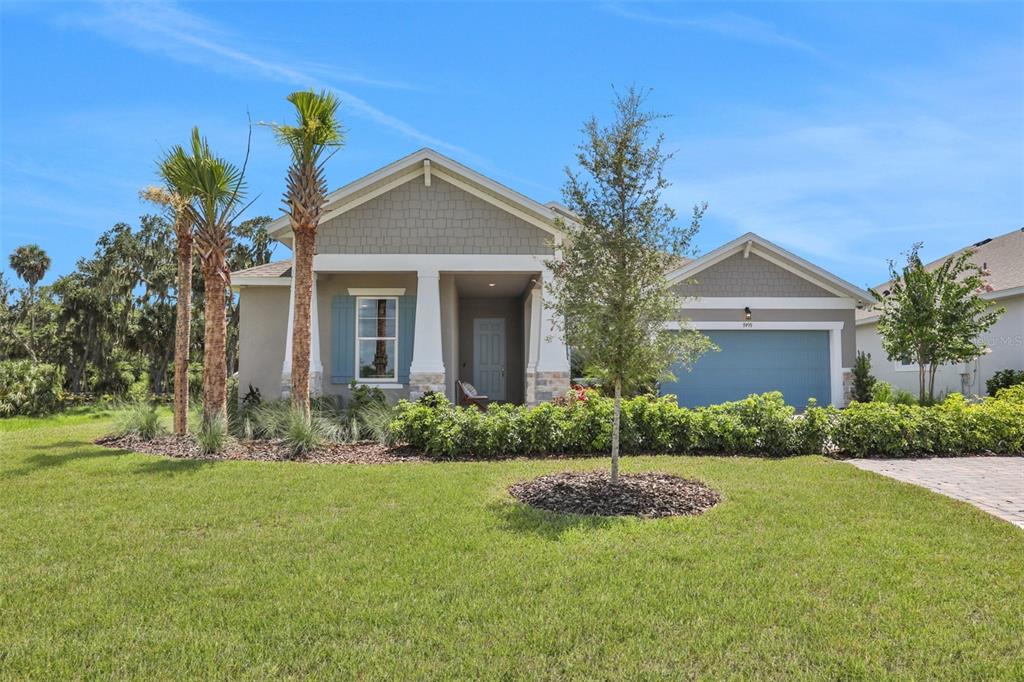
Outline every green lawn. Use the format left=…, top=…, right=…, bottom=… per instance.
left=2, top=413, right=1022, bottom=679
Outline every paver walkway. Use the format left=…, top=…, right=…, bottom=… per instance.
left=849, top=457, right=1024, bottom=528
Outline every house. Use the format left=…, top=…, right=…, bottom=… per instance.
left=856, top=229, right=1024, bottom=397
left=232, top=149, right=873, bottom=408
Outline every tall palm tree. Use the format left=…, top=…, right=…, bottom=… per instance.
left=8, top=244, right=51, bottom=359
left=141, top=147, right=197, bottom=435
left=174, top=128, right=248, bottom=429
left=266, top=90, right=344, bottom=417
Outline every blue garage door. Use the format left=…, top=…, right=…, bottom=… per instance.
left=660, top=330, right=830, bottom=408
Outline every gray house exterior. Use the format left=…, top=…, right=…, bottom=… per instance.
left=233, top=149, right=873, bottom=408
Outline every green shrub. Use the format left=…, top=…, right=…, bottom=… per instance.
left=197, top=414, right=230, bottom=454
left=987, top=369, right=1024, bottom=397
left=851, top=351, right=876, bottom=403
left=390, top=389, right=1023, bottom=460
left=113, top=402, right=165, bottom=441
left=0, top=361, right=66, bottom=416
left=870, top=381, right=917, bottom=406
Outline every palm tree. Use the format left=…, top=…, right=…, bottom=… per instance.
left=266, top=90, right=344, bottom=417
left=173, top=128, right=248, bottom=429
left=141, top=147, right=197, bottom=435
left=8, top=244, right=51, bottom=359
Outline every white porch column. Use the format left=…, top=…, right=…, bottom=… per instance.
left=281, top=263, right=323, bottom=398
left=527, top=269, right=570, bottom=405
left=408, top=270, right=446, bottom=398
left=309, top=275, right=323, bottom=397
left=281, top=264, right=296, bottom=398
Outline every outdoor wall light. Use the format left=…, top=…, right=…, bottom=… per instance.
left=744, top=306, right=752, bottom=321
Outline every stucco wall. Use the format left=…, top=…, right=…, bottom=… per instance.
left=238, top=286, right=290, bottom=399
left=856, top=294, right=1024, bottom=398
left=673, top=252, right=837, bottom=298
left=683, top=308, right=858, bottom=367
left=457, top=297, right=525, bottom=404
left=316, top=177, right=554, bottom=255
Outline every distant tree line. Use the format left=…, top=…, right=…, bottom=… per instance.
left=1, top=215, right=274, bottom=397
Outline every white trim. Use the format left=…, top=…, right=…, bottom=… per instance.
left=423, top=159, right=431, bottom=186
left=665, top=320, right=844, bottom=331
left=354, top=295, right=399, bottom=383
left=666, top=232, right=875, bottom=303
left=894, top=360, right=919, bottom=373
left=347, top=287, right=406, bottom=296
left=430, top=168, right=563, bottom=238
left=664, top=320, right=846, bottom=406
left=269, top=148, right=566, bottom=240
left=682, top=297, right=857, bottom=310
left=232, top=277, right=289, bottom=288
left=316, top=168, right=424, bottom=227
left=353, top=382, right=404, bottom=390
left=314, top=253, right=548, bottom=272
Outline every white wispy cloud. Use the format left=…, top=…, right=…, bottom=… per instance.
left=56, top=1, right=474, bottom=158
left=602, top=3, right=818, bottom=55
left=664, top=47, right=1024, bottom=284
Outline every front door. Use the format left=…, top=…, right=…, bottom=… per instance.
left=473, top=318, right=506, bottom=401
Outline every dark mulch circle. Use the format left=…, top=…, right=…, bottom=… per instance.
left=94, top=435, right=425, bottom=465
left=508, top=470, right=721, bottom=518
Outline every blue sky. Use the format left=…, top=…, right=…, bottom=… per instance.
left=2, top=1, right=1022, bottom=290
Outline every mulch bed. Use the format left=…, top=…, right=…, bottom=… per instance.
left=508, top=471, right=721, bottom=518
left=94, top=435, right=426, bottom=465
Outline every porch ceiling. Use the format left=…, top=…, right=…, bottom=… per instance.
left=454, top=273, right=536, bottom=298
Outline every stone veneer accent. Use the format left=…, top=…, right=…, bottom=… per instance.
left=674, top=252, right=836, bottom=298
left=316, top=177, right=554, bottom=255
left=526, top=370, right=571, bottom=406
left=409, top=371, right=446, bottom=400
left=842, top=370, right=855, bottom=407
left=279, top=370, right=323, bottom=399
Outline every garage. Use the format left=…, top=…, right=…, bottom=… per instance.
left=660, top=330, right=831, bottom=408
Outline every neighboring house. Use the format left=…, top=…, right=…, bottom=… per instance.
left=232, top=149, right=873, bottom=408
left=857, top=228, right=1024, bottom=398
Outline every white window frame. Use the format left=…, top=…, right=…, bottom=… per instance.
left=355, top=295, right=399, bottom=383
left=894, top=359, right=919, bottom=373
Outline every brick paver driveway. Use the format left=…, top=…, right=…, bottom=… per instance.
left=849, top=458, right=1024, bottom=528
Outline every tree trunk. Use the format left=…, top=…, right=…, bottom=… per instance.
left=918, top=363, right=927, bottom=404
left=927, top=364, right=937, bottom=405
left=610, top=378, right=622, bottom=485
left=202, top=264, right=227, bottom=429
left=290, top=229, right=314, bottom=419
left=174, top=237, right=193, bottom=435
left=28, top=284, right=36, bottom=359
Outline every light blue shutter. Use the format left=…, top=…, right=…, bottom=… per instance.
left=331, top=296, right=355, bottom=384
left=398, top=295, right=416, bottom=384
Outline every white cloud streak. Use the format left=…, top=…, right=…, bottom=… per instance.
left=57, top=2, right=475, bottom=159
left=602, top=3, right=819, bottom=55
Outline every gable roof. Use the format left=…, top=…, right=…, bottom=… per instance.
left=666, top=232, right=875, bottom=302
left=857, top=227, right=1024, bottom=324
left=267, top=148, right=571, bottom=244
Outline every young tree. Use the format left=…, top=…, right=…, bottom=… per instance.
left=142, top=148, right=198, bottom=434
left=546, top=88, right=712, bottom=484
left=265, top=90, right=344, bottom=419
left=8, top=244, right=51, bottom=359
left=871, top=244, right=1003, bottom=403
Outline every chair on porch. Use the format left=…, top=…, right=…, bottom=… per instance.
left=457, top=380, right=489, bottom=410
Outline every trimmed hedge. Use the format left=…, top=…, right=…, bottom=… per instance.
left=0, top=360, right=66, bottom=417
left=391, top=388, right=1024, bottom=459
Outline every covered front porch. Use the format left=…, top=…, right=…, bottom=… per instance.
left=281, top=255, right=571, bottom=406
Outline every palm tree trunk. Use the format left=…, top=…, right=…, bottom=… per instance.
left=611, top=378, right=622, bottom=485
left=202, top=263, right=227, bottom=428
left=290, top=229, right=314, bottom=419
left=173, top=236, right=193, bottom=435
